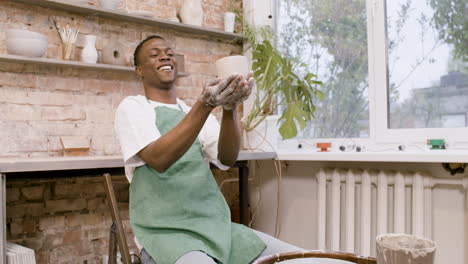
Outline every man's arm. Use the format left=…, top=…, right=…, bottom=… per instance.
left=137, top=101, right=214, bottom=173
left=217, top=107, right=241, bottom=167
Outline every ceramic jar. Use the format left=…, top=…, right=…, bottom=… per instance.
left=102, top=41, right=126, bottom=66
left=180, top=0, right=203, bottom=26
left=81, top=35, right=98, bottom=63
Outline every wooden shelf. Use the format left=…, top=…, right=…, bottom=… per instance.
left=12, top=0, right=244, bottom=41
left=0, top=151, right=276, bottom=173
left=0, top=54, right=190, bottom=76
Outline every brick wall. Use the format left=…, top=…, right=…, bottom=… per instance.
left=0, top=0, right=242, bottom=157
left=1, top=0, right=243, bottom=262
left=6, top=169, right=240, bottom=264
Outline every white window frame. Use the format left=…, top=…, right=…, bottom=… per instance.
left=371, top=0, right=468, bottom=144
left=263, top=0, right=468, bottom=147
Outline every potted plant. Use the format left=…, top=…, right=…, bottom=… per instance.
left=242, top=25, right=323, bottom=146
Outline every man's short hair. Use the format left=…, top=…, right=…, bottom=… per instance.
left=133, top=35, right=165, bottom=66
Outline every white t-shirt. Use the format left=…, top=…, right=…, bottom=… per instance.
left=114, top=95, right=229, bottom=182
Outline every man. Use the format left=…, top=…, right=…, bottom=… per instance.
left=115, top=35, right=300, bottom=264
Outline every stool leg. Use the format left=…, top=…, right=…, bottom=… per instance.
left=109, top=223, right=118, bottom=264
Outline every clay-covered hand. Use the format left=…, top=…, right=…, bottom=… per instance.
left=222, top=72, right=255, bottom=110
left=198, top=74, right=245, bottom=107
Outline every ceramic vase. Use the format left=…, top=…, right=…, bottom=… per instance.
left=81, top=35, right=98, bottom=64
left=180, top=0, right=203, bottom=27
left=224, top=12, right=235, bottom=33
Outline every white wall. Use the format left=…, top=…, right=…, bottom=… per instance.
left=249, top=160, right=467, bottom=264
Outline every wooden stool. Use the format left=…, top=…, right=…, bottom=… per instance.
left=253, top=250, right=377, bottom=264
left=103, top=173, right=133, bottom=264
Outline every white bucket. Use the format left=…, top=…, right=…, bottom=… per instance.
left=376, top=233, right=437, bottom=264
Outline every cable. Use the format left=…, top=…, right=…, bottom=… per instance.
left=273, top=159, right=282, bottom=238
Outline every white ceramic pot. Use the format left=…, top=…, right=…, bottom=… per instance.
left=224, top=12, right=236, bottom=33
left=243, top=115, right=280, bottom=152
left=80, top=35, right=98, bottom=63
left=99, top=0, right=121, bottom=10
left=7, top=38, right=48, bottom=57
left=180, top=0, right=203, bottom=26
left=215, top=55, right=249, bottom=78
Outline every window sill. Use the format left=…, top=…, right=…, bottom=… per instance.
left=276, top=149, right=468, bottom=163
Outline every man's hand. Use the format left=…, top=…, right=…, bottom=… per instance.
left=198, top=74, right=249, bottom=107
left=222, top=72, right=254, bottom=110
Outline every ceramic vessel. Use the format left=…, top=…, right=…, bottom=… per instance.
left=102, top=41, right=126, bottom=66
left=243, top=115, right=280, bottom=151
left=215, top=55, right=249, bottom=78
left=224, top=12, right=235, bottom=33
left=6, top=29, right=48, bottom=41
left=376, top=233, right=436, bottom=264
left=81, top=35, right=98, bottom=63
left=180, top=0, right=203, bottom=26
left=7, top=38, right=48, bottom=57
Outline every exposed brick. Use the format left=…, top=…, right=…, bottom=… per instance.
left=41, top=106, right=86, bottom=121
left=65, top=214, right=83, bottom=228
left=184, top=61, right=217, bottom=75
left=8, top=104, right=41, bottom=121
left=10, top=222, right=23, bottom=235
left=7, top=202, right=45, bottom=217
left=6, top=188, right=20, bottom=203
left=39, top=215, right=65, bottom=230
left=21, top=186, right=44, bottom=200
left=87, top=197, right=107, bottom=211
left=8, top=137, right=48, bottom=153
left=45, top=198, right=87, bottom=213
left=63, top=229, right=82, bottom=245
left=86, top=227, right=108, bottom=241
left=22, top=236, right=43, bottom=251
left=41, top=233, right=64, bottom=250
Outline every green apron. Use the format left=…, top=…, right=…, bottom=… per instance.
left=130, top=105, right=266, bottom=264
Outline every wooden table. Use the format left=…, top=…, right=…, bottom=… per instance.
left=0, top=151, right=276, bottom=264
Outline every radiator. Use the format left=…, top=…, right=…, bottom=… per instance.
left=316, top=168, right=467, bottom=257
left=6, top=242, right=36, bottom=264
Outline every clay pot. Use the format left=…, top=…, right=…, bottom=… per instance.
left=102, top=42, right=126, bottom=66
left=215, top=55, right=249, bottom=78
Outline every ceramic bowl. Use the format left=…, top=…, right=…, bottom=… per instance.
left=7, top=38, right=48, bottom=57
left=6, top=29, right=48, bottom=42
left=215, top=55, right=249, bottom=78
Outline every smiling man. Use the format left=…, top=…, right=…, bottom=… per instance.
left=114, top=35, right=301, bottom=264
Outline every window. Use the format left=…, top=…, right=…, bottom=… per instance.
left=386, top=0, right=468, bottom=130
left=374, top=0, right=468, bottom=142
left=273, top=0, right=468, bottom=143
left=275, top=0, right=370, bottom=139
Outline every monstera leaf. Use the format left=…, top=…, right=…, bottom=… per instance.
left=243, top=25, right=323, bottom=140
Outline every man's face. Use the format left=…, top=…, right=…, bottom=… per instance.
left=137, top=38, right=178, bottom=87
